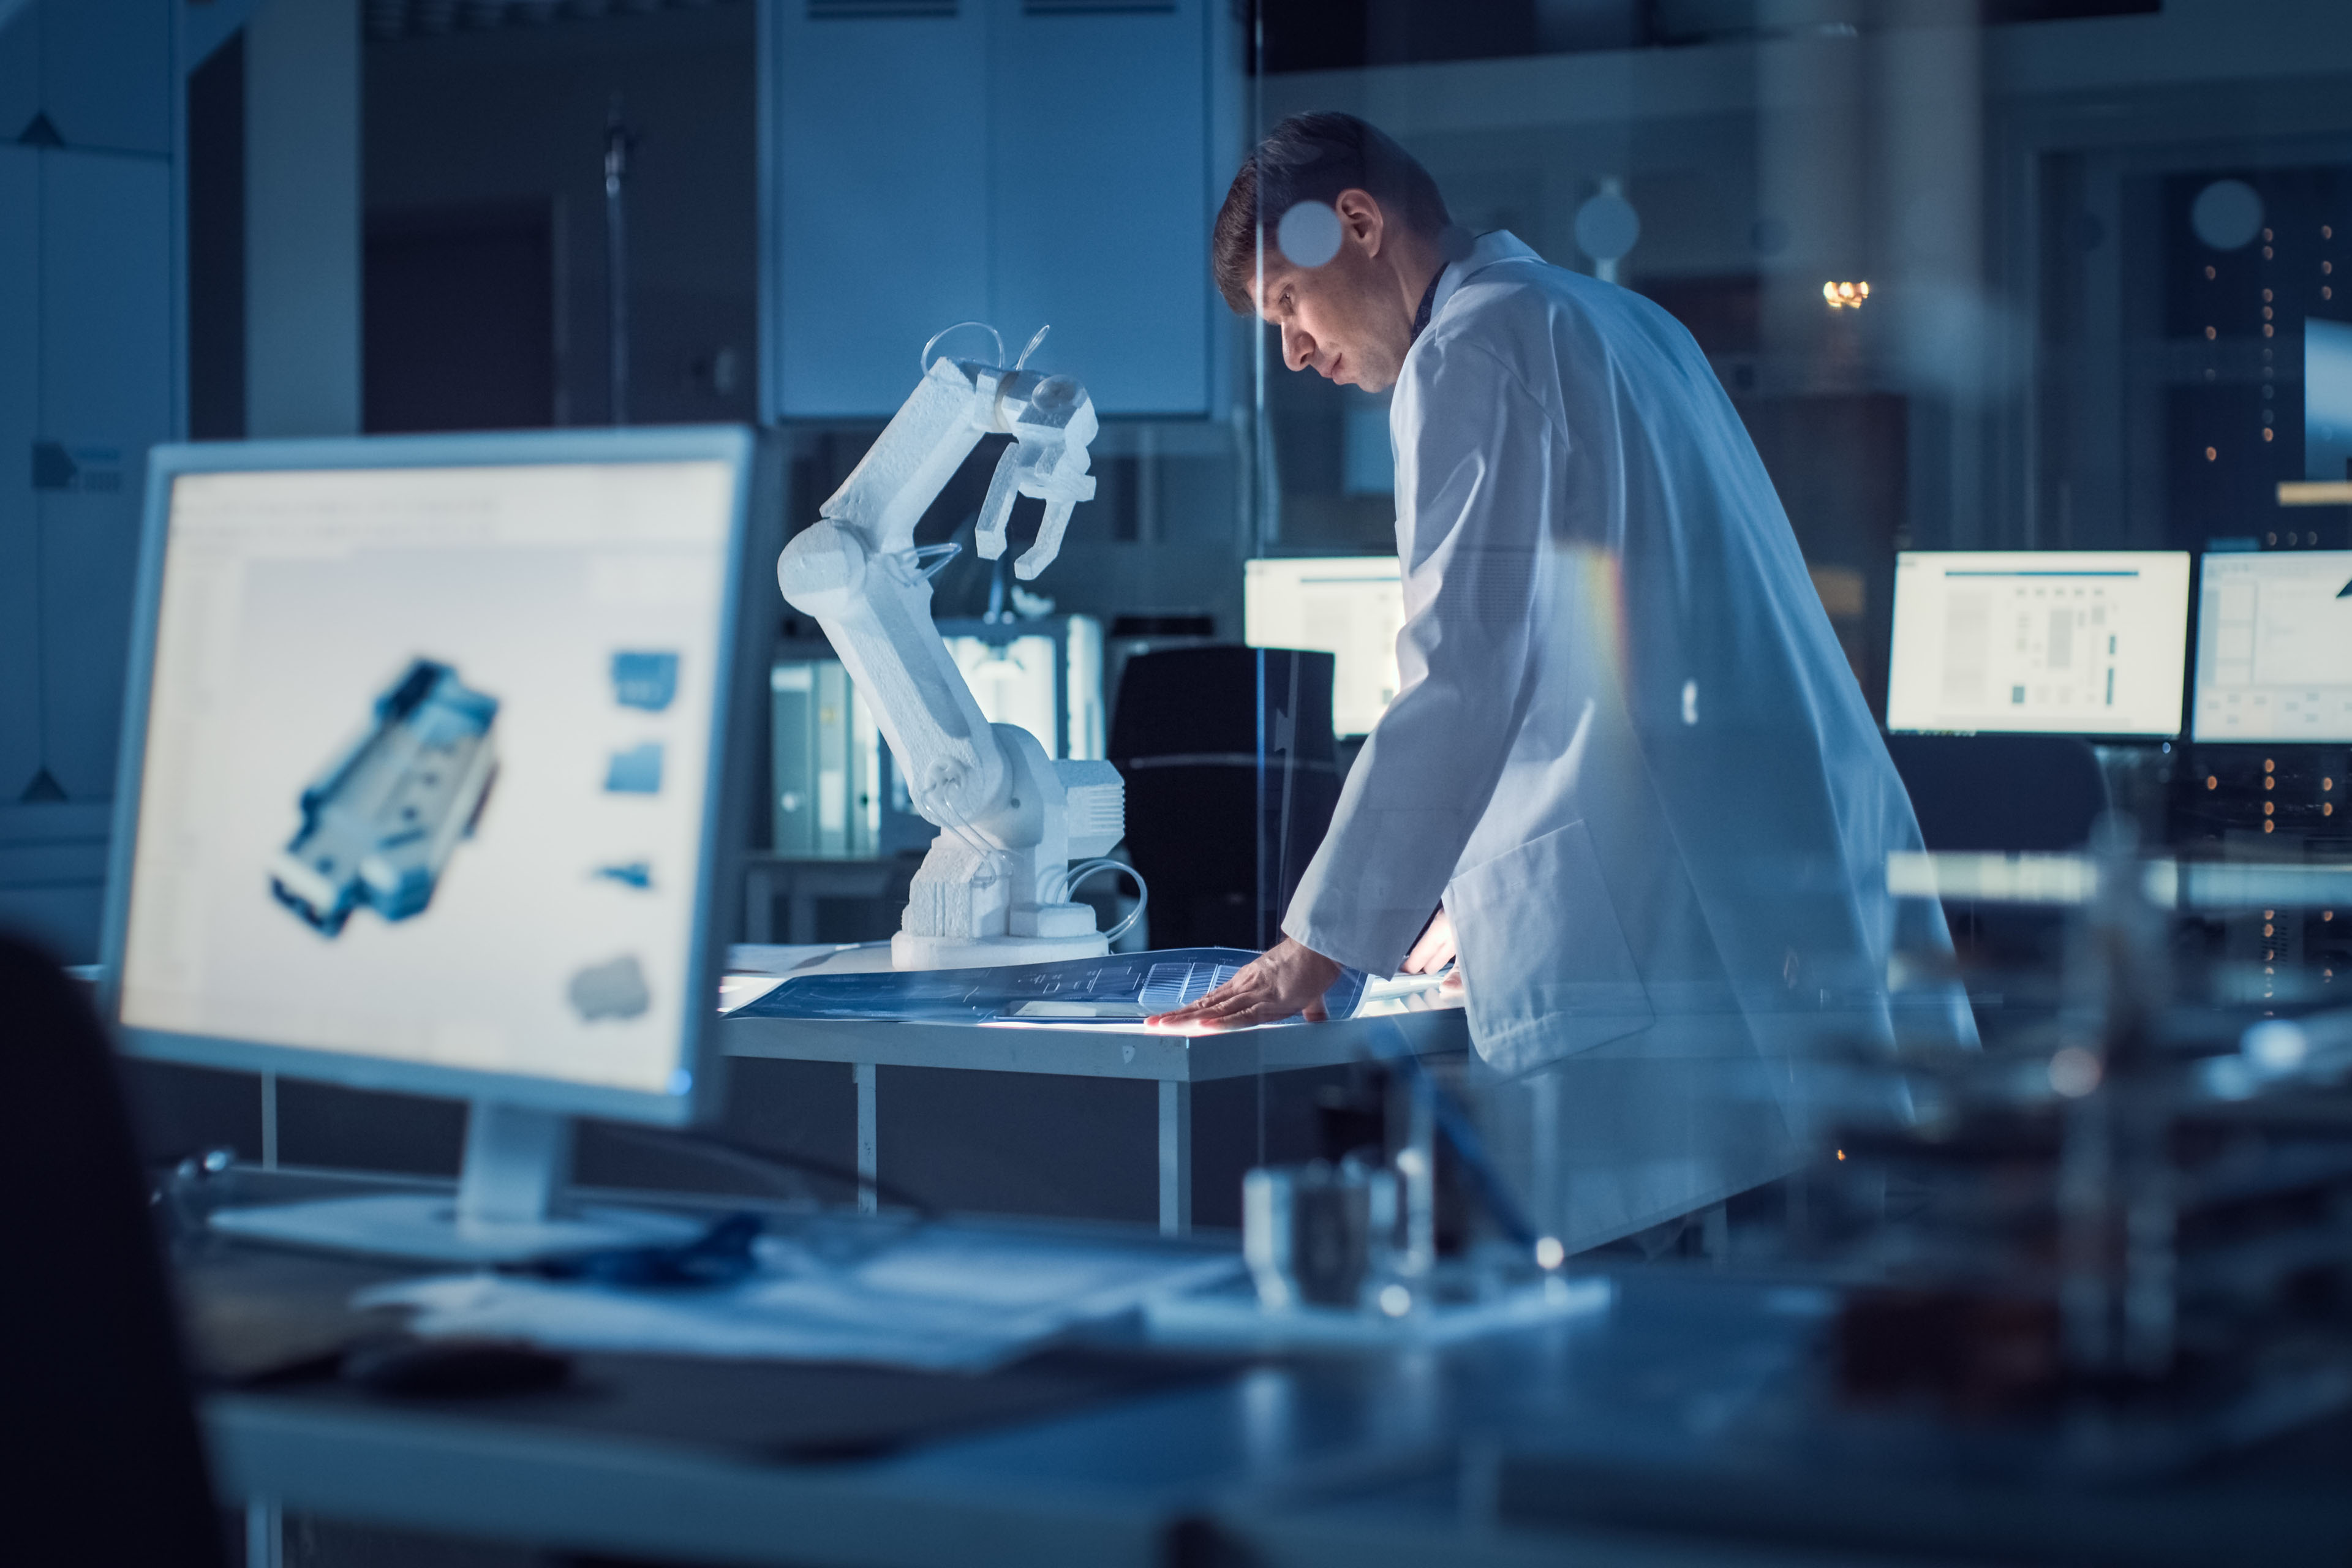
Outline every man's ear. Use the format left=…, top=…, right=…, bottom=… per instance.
left=1334, top=188, right=1387, bottom=255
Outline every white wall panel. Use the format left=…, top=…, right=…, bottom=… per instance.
left=37, top=149, right=172, bottom=800
left=0, top=146, right=40, bottom=801
left=987, top=0, right=1208, bottom=415
left=766, top=2, right=991, bottom=419
left=246, top=0, right=360, bottom=436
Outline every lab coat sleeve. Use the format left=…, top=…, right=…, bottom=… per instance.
left=1283, top=340, right=1556, bottom=975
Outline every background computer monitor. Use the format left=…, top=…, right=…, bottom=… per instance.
left=1886, top=551, right=2192, bottom=737
left=100, top=429, right=775, bottom=1257
left=1243, top=557, right=1405, bottom=738
left=2192, top=549, right=2352, bottom=742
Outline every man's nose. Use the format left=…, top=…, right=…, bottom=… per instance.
left=1283, top=326, right=1314, bottom=372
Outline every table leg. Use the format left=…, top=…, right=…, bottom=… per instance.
left=1158, top=1080, right=1191, bottom=1236
left=854, top=1061, right=877, bottom=1215
left=246, top=1498, right=283, bottom=1568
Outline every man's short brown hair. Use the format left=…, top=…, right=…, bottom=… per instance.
left=1211, top=112, right=1453, bottom=314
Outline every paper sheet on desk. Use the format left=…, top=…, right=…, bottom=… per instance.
left=356, top=1227, right=1242, bottom=1371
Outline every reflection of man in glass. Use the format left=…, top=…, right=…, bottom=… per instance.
left=1151, top=113, right=1968, bottom=1256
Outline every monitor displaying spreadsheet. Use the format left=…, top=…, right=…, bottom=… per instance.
left=1887, top=551, right=2192, bottom=737
left=2191, top=549, right=2352, bottom=742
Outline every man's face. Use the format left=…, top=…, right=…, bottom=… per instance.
left=1252, top=195, right=1416, bottom=392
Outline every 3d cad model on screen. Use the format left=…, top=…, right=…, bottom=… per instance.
left=269, top=658, right=501, bottom=937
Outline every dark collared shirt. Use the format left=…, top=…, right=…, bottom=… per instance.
left=1409, top=268, right=1442, bottom=344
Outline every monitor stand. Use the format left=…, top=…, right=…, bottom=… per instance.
left=208, top=1101, right=700, bottom=1265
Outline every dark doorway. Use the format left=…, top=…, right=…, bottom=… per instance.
left=363, top=204, right=557, bottom=433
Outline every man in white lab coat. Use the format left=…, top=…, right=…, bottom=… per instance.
left=1150, top=113, right=1968, bottom=1253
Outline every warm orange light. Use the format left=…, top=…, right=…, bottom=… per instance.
left=1822, top=281, right=1871, bottom=309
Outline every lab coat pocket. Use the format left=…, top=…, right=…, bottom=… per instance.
left=1447, top=820, right=1653, bottom=1076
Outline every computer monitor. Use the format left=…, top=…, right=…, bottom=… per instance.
left=2191, top=549, right=2352, bottom=742
left=1887, top=551, right=2192, bottom=737
left=100, top=429, right=776, bottom=1261
left=1243, top=557, right=1405, bottom=737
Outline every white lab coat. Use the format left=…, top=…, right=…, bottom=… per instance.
left=1284, top=232, right=1970, bottom=1251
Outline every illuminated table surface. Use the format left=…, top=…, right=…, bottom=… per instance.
left=717, top=947, right=1469, bottom=1235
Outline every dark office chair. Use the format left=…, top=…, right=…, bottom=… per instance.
left=0, top=935, right=224, bottom=1566
left=1111, top=646, right=1340, bottom=950
left=1882, top=732, right=2109, bottom=853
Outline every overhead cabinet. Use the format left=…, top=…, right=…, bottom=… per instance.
left=762, top=0, right=1236, bottom=419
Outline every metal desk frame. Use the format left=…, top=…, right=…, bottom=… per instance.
left=720, top=1007, right=1469, bottom=1235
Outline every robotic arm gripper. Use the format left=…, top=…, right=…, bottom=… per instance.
left=775, top=352, right=1125, bottom=970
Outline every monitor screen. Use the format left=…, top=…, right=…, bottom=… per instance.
left=1887, top=551, right=2192, bottom=737
left=2192, top=549, right=2352, bottom=742
left=107, top=435, right=756, bottom=1121
left=1243, top=557, right=1405, bottom=737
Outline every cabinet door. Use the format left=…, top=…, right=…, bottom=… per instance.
left=0, top=3, right=37, bottom=146
left=986, top=0, right=1210, bottom=415
left=37, top=147, right=173, bottom=801
left=0, top=146, right=39, bottom=801
left=766, top=0, right=991, bottom=418
left=37, top=0, right=172, bottom=155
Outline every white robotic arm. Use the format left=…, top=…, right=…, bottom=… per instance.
left=776, top=351, right=1125, bottom=969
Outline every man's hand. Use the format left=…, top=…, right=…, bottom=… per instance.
left=1403, top=906, right=1455, bottom=974
left=1147, top=937, right=1343, bottom=1031
left=1403, top=906, right=1465, bottom=993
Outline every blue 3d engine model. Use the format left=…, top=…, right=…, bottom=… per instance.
left=270, top=659, right=501, bottom=936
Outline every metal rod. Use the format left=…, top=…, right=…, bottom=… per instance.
left=604, top=97, right=633, bottom=426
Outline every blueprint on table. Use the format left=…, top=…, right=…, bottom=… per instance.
left=728, top=947, right=1368, bottom=1025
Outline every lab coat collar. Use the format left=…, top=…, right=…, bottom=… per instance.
left=1428, top=230, right=1544, bottom=331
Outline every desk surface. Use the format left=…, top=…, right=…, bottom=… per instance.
left=720, top=1001, right=1469, bottom=1082
left=715, top=947, right=1469, bottom=1080
left=190, top=1172, right=2352, bottom=1568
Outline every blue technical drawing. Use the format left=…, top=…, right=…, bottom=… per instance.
left=605, top=742, right=665, bottom=794
left=611, top=650, right=680, bottom=712
left=271, top=660, right=500, bottom=936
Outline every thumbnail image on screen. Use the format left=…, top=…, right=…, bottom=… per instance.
left=1887, top=551, right=2192, bottom=737
left=2192, top=549, right=2352, bottom=742
left=1243, top=557, right=1405, bottom=738
left=116, top=459, right=738, bottom=1098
